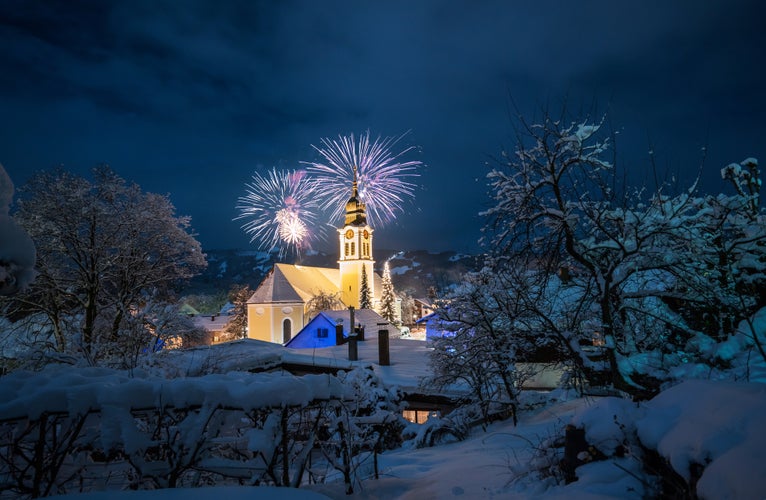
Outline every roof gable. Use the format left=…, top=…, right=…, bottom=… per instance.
left=276, top=264, right=340, bottom=302
left=285, top=312, right=339, bottom=348
left=247, top=265, right=303, bottom=304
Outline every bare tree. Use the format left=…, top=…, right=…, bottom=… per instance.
left=482, top=110, right=766, bottom=395
left=7, top=167, right=206, bottom=365
left=305, top=290, right=344, bottom=320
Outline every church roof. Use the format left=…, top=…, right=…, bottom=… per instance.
left=247, top=263, right=340, bottom=304
left=247, top=262, right=385, bottom=306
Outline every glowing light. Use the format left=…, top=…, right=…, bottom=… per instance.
left=235, top=168, right=321, bottom=257
left=303, top=131, right=421, bottom=226
left=276, top=208, right=308, bottom=245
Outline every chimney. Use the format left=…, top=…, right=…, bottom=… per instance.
left=377, top=323, right=390, bottom=366
left=348, top=332, right=358, bottom=361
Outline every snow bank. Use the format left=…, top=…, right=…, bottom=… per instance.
left=561, top=379, right=766, bottom=498
left=0, top=366, right=346, bottom=421
left=55, top=485, right=330, bottom=499
left=636, top=379, right=766, bottom=499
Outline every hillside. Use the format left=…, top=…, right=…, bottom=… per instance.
left=184, top=248, right=484, bottom=299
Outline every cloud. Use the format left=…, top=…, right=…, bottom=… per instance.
left=1, top=0, right=765, bottom=250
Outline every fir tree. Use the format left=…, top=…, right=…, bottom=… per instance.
left=379, top=262, right=397, bottom=323
left=359, top=265, right=372, bottom=309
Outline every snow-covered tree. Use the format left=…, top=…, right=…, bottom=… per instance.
left=426, top=267, right=539, bottom=425
left=379, top=262, right=396, bottom=323
left=482, top=111, right=766, bottom=395
left=0, top=164, right=35, bottom=296
left=224, top=284, right=252, bottom=340
left=305, top=289, right=344, bottom=320
left=359, top=265, right=372, bottom=309
left=398, top=289, right=416, bottom=326
left=5, top=167, right=206, bottom=365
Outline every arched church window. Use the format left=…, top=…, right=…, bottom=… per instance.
left=283, top=318, right=292, bottom=343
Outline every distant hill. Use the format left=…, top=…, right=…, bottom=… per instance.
left=184, top=248, right=484, bottom=299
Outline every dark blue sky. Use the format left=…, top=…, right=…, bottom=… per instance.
left=1, top=0, right=765, bottom=253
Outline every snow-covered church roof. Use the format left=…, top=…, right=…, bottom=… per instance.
left=247, top=262, right=383, bottom=306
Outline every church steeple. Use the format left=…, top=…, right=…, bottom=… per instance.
left=338, top=165, right=374, bottom=309
left=344, top=166, right=367, bottom=226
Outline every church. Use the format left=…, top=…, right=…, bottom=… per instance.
left=246, top=170, right=399, bottom=344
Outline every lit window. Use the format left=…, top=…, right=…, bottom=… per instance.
left=402, top=409, right=439, bottom=424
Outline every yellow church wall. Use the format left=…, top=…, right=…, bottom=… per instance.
left=339, top=260, right=375, bottom=309
left=247, top=302, right=304, bottom=344
left=246, top=303, right=272, bottom=342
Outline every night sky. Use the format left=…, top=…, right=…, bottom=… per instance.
left=1, top=0, right=765, bottom=253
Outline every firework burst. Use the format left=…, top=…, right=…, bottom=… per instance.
left=303, top=131, right=421, bottom=226
left=235, top=168, right=321, bottom=257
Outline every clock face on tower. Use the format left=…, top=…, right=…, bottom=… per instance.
left=345, top=229, right=354, bottom=239
left=363, top=230, right=369, bottom=239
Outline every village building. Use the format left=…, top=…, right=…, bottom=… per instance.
left=284, top=308, right=394, bottom=349
left=246, top=169, right=401, bottom=344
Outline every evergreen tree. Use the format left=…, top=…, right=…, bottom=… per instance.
left=224, top=284, right=252, bottom=340
left=379, top=262, right=397, bottom=323
left=359, top=265, right=372, bottom=309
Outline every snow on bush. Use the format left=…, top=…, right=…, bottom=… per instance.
left=637, top=379, right=766, bottom=499
left=545, top=379, right=766, bottom=498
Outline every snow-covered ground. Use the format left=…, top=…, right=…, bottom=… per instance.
left=44, top=379, right=766, bottom=499
left=3, top=317, right=765, bottom=499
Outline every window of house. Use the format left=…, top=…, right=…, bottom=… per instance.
left=316, top=327, right=328, bottom=338
left=402, top=409, right=440, bottom=424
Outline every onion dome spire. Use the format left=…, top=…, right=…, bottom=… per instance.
left=344, top=166, right=367, bottom=226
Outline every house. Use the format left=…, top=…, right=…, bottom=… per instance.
left=416, top=312, right=457, bottom=341
left=285, top=309, right=400, bottom=349
left=191, top=313, right=234, bottom=344
left=247, top=170, right=401, bottom=344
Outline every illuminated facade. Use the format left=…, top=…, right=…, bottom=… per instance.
left=247, top=169, right=396, bottom=344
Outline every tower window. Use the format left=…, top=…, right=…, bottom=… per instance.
left=351, top=242, right=355, bottom=256
left=345, top=243, right=349, bottom=257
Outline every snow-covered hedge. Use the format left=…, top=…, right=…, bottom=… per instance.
left=0, top=366, right=404, bottom=497
left=557, top=380, right=766, bottom=498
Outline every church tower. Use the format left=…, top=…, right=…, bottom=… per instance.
left=338, top=167, right=374, bottom=309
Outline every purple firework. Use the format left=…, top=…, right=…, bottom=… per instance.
left=303, top=131, right=421, bottom=226
left=235, top=168, right=321, bottom=257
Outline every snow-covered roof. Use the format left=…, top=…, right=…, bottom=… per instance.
left=192, top=314, right=232, bottom=332
left=247, top=262, right=384, bottom=306
left=316, top=308, right=400, bottom=336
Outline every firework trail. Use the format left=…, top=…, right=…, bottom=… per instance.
left=235, top=168, right=321, bottom=257
left=303, top=131, right=421, bottom=226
